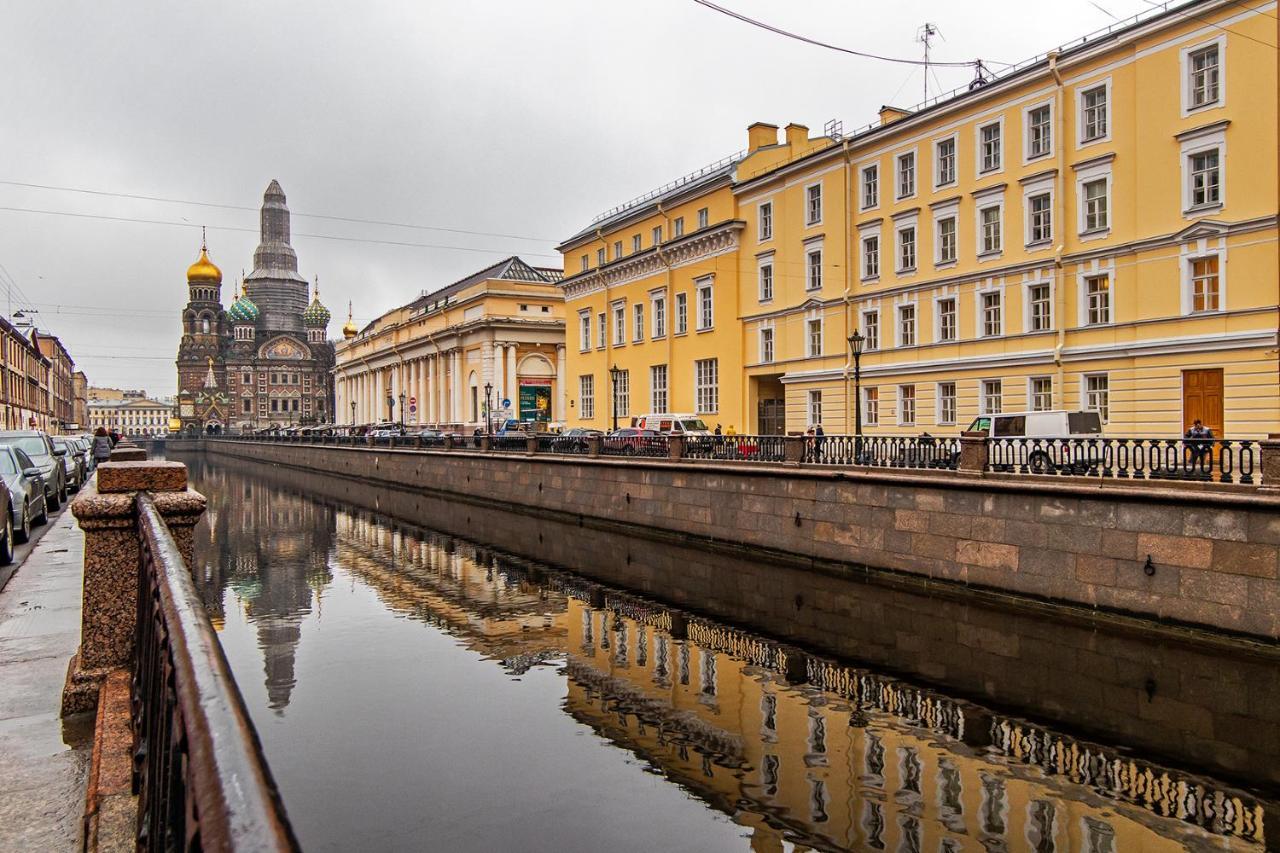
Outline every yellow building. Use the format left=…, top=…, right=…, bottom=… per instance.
left=335, top=256, right=566, bottom=429
left=559, top=0, right=1278, bottom=438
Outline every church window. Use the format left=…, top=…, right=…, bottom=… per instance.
left=243, top=372, right=251, bottom=384
left=201, top=318, right=210, bottom=334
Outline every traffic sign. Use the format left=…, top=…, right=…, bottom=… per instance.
left=502, top=398, right=511, bottom=408
left=409, top=396, right=417, bottom=406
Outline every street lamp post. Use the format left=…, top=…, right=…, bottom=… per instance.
left=483, top=382, right=493, bottom=434
left=398, top=392, right=406, bottom=429
left=386, top=392, right=395, bottom=424
left=608, top=365, right=621, bottom=433
left=847, top=330, right=865, bottom=461
left=351, top=400, right=356, bottom=426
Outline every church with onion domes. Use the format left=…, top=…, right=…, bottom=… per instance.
left=176, top=181, right=335, bottom=433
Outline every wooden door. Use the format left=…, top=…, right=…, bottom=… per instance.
left=1182, top=369, right=1224, bottom=436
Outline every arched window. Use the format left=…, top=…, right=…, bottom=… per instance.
left=201, top=318, right=210, bottom=334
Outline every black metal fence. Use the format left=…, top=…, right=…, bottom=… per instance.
left=806, top=434, right=961, bottom=470
left=685, top=435, right=787, bottom=462
left=601, top=434, right=670, bottom=457
left=987, top=437, right=1257, bottom=484
left=490, top=435, right=530, bottom=452
left=133, top=493, right=298, bottom=852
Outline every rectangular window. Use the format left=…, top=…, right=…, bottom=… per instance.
left=1086, top=274, right=1111, bottom=325
left=982, top=291, right=1002, bottom=337
left=597, top=248, right=606, bottom=265
left=897, top=152, right=916, bottom=198
left=633, top=303, right=644, bottom=342
left=1081, top=85, right=1108, bottom=142
left=650, top=365, right=668, bottom=412
left=579, top=375, right=595, bottom=419
left=696, top=280, right=714, bottom=329
left=613, top=240, right=623, bottom=259
left=1028, top=105, right=1052, bottom=158
left=937, top=382, right=956, bottom=425
left=806, top=318, right=822, bottom=357
left=898, top=227, right=916, bottom=272
left=1083, top=179, right=1109, bottom=232
left=863, top=311, right=880, bottom=350
left=1085, top=374, right=1109, bottom=421
left=937, top=298, right=957, bottom=342
left=864, top=387, right=879, bottom=426
left=863, top=235, right=880, bottom=278
left=1191, top=256, right=1220, bottom=312
left=242, top=398, right=251, bottom=413
left=1190, top=150, right=1220, bottom=208
left=1188, top=45, right=1220, bottom=108
left=980, top=122, right=1002, bottom=172
left=694, top=358, right=718, bottom=413
left=980, top=206, right=1002, bottom=254
left=632, top=234, right=642, bottom=253
left=579, top=313, right=591, bottom=352
left=613, top=303, right=626, bottom=345
left=1031, top=377, right=1053, bottom=411
left=697, top=207, right=709, bottom=229
left=597, top=312, right=606, bottom=348
left=614, top=369, right=630, bottom=418
left=760, top=327, right=774, bottom=363
left=675, top=293, right=688, bottom=334
left=806, top=249, right=823, bottom=290
left=938, top=217, right=957, bottom=263
left=759, top=202, right=773, bottom=240
left=806, top=184, right=822, bottom=224
left=1029, top=193, right=1052, bottom=243
left=652, top=295, right=666, bottom=338
left=898, top=385, right=916, bottom=426
left=652, top=225, right=662, bottom=245
left=862, top=165, right=878, bottom=208
left=898, top=304, right=916, bottom=347
left=1029, top=283, right=1052, bottom=331
left=242, top=372, right=251, bottom=384
left=981, top=380, right=1003, bottom=415
left=936, top=137, right=956, bottom=185
left=759, top=263, right=774, bottom=301
left=807, top=390, right=823, bottom=426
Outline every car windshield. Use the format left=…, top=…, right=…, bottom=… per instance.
left=4, top=437, right=49, bottom=458
left=679, top=419, right=709, bottom=432
left=0, top=452, right=15, bottom=475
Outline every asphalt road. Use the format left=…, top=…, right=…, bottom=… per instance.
left=0, top=490, right=76, bottom=595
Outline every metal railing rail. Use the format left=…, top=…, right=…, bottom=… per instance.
left=684, top=435, right=787, bottom=463
left=601, top=434, right=671, bottom=458
left=808, top=434, right=961, bottom=470
left=988, top=437, right=1257, bottom=484
left=134, top=492, right=298, bottom=852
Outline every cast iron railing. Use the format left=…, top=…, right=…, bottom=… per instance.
left=684, top=435, right=787, bottom=462
left=537, top=434, right=592, bottom=455
left=987, top=437, right=1257, bottom=484
left=490, top=435, right=530, bottom=452
left=601, top=434, right=670, bottom=457
left=133, top=493, right=298, bottom=852
left=807, top=434, right=961, bottom=470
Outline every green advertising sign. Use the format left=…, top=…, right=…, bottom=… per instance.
left=519, top=383, right=552, bottom=422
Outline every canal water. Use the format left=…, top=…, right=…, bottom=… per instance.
left=182, top=454, right=1276, bottom=853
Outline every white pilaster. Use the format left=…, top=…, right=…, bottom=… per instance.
left=556, top=344, right=566, bottom=422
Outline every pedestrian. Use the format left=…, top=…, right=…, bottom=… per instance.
left=813, top=423, right=825, bottom=461
left=92, top=427, right=113, bottom=464
left=1185, top=419, right=1213, bottom=470
left=714, top=424, right=722, bottom=436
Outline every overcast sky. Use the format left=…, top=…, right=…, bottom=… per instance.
left=1, top=0, right=1160, bottom=398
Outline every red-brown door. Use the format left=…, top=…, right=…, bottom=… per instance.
left=1182, top=368, right=1224, bottom=436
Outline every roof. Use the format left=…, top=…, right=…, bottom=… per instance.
left=405, top=256, right=559, bottom=312
left=88, top=398, right=171, bottom=410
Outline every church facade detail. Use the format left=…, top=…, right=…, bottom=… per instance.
left=176, top=181, right=335, bottom=433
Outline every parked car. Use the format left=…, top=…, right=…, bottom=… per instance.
left=548, top=427, right=602, bottom=453
left=0, top=444, right=48, bottom=543
left=629, top=414, right=713, bottom=436
left=604, top=427, right=664, bottom=456
left=965, top=411, right=1105, bottom=474
left=0, top=431, right=66, bottom=509
left=51, top=437, right=84, bottom=491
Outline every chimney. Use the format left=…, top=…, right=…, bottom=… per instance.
left=747, top=122, right=779, bottom=153
left=878, top=105, right=912, bottom=126
left=784, top=123, right=809, bottom=148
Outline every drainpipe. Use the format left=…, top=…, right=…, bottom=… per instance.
left=842, top=138, right=854, bottom=433
left=1050, top=49, right=1068, bottom=408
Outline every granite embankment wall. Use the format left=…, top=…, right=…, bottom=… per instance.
left=195, top=439, right=1280, bottom=641
left=196, top=453, right=1280, bottom=793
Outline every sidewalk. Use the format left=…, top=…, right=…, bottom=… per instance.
left=0, top=508, right=92, bottom=852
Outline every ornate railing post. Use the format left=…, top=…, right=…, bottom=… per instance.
left=783, top=436, right=806, bottom=465
left=525, top=435, right=539, bottom=455
left=668, top=435, right=686, bottom=461
left=61, top=460, right=206, bottom=716
left=586, top=435, right=603, bottom=458
left=1259, top=434, right=1280, bottom=490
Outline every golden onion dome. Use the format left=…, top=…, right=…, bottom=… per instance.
left=187, top=246, right=222, bottom=283
left=342, top=300, right=358, bottom=339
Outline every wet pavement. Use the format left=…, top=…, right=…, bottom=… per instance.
left=0, top=506, right=93, bottom=853
left=185, top=454, right=1279, bottom=853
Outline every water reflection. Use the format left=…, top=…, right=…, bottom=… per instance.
left=183, top=455, right=1273, bottom=852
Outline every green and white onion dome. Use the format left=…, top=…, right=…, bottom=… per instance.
left=303, top=294, right=331, bottom=328
left=228, top=292, right=260, bottom=324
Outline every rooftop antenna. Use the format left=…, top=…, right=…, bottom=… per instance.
left=917, top=23, right=941, bottom=100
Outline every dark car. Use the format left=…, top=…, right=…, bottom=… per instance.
left=0, top=431, right=66, bottom=509
left=603, top=428, right=664, bottom=456
left=0, top=444, right=48, bottom=543
left=548, top=427, right=602, bottom=454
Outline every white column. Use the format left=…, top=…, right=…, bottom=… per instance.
left=451, top=350, right=462, bottom=425
left=556, top=344, right=566, bottom=422
left=505, top=344, right=518, bottom=416
left=495, top=343, right=507, bottom=409
left=425, top=356, right=434, bottom=425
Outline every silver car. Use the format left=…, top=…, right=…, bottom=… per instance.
left=0, top=445, right=47, bottom=543
left=51, top=437, right=84, bottom=491
left=0, top=431, right=66, bottom=509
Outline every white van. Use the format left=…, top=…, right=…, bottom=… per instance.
left=966, top=410, right=1102, bottom=438
left=629, top=413, right=713, bottom=436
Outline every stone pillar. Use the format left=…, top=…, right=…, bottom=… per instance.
left=61, top=461, right=207, bottom=716
left=587, top=435, right=603, bottom=458
left=958, top=431, right=989, bottom=473
left=1260, top=434, right=1280, bottom=490
left=555, top=344, right=566, bottom=422
left=505, top=344, right=518, bottom=412
left=451, top=350, right=462, bottom=426
left=496, top=343, right=507, bottom=410
left=668, top=435, right=686, bottom=460
left=783, top=436, right=806, bottom=464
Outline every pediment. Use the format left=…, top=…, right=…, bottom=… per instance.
left=1174, top=219, right=1229, bottom=242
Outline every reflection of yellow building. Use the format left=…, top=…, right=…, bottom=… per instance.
left=558, top=1, right=1278, bottom=438
left=335, top=257, right=566, bottom=429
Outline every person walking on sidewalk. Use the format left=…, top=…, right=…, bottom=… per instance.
left=92, top=427, right=113, bottom=465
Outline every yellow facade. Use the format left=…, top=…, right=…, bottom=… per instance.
left=335, top=257, right=566, bottom=428
left=559, top=0, right=1279, bottom=438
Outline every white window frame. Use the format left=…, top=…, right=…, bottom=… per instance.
left=1179, top=241, right=1227, bottom=315
left=1076, top=77, right=1113, bottom=148
left=1023, top=99, right=1054, bottom=163
left=805, top=312, right=824, bottom=358
left=674, top=292, right=688, bottom=335
left=1024, top=277, right=1054, bottom=333
left=896, top=301, right=917, bottom=348
left=895, top=149, right=917, bottom=200
left=597, top=311, right=606, bottom=349
left=805, top=238, right=824, bottom=291
left=980, top=379, right=1003, bottom=416
left=1077, top=260, right=1116, bottom=327
left=807, top=390, right=823, bottom=427
left=694, top=358, right=718, bottom=414
left=897, top=384, right=916, bottom=427
left=652, top=225, right=663, bottom=246
left=695, top=276, right=714, bottom=331
left=894, top=214, right=919, bottom=274
left=614, top=369, right=630, bottom=418
left=697, top=207, right=709, bottom=229
left=650, top=291, right=666, bottom=339
left=975, top=196, right=1004, bottom=258
left=632, top=234, right=642, bottom=254
left=860, top=163, right=880, bottom=211
left=673, top=217, right=685, bottom=238
left=1022, top=174, right=1055, bottom=248
left=757, top=255, right=775, bottom=303
left=862, top=309, right=880, bottom=351
left=977, top=286, right=1004, bottom=338
left=975, top=117, right=1005, bottom=175
left=579, top=374, right=595, bottom=419
left=1082, top=372, right=1110, bottom=423
left=633, top=302, right=644, bottom=342
left=650, top=364, right=668, bottom=413
left=1181, top=35, right=1226, bottom=117
left=931, top=200, right=959, bottom=268
left=612, top=301, right=626, bottom=346
left=758, top=200, right=774, bottom=242
left=1179, top=125, right=1226, bottom=215
left=759, top=324, right=775, bottom=364
left=934, top=133, right=958, bottom=188
left=578, top=310, right=591, bottom=353
left=1074, top=158, right=1113, bottom=240
left=804, top=182, right=823, bottom=226
left=933, top=293, right=958, bottom=344
left=1028, top=376, right=1054, bottom=412
left=862, top=386, right=879, bottom=426
left=859, top=223, right=881, bottom=281
left=936, top=382, right=957, bottom=426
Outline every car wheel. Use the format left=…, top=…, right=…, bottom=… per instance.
left=0, top=513, right=13, bottom=566
left=14, top=503, right=30, bottom=544
left=47, top=487, right=60, bottom=511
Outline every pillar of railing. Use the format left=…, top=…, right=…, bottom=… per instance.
left=958, top=431, right=989, bottom=473
left=1260, top=434, right=1280, bottom=490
